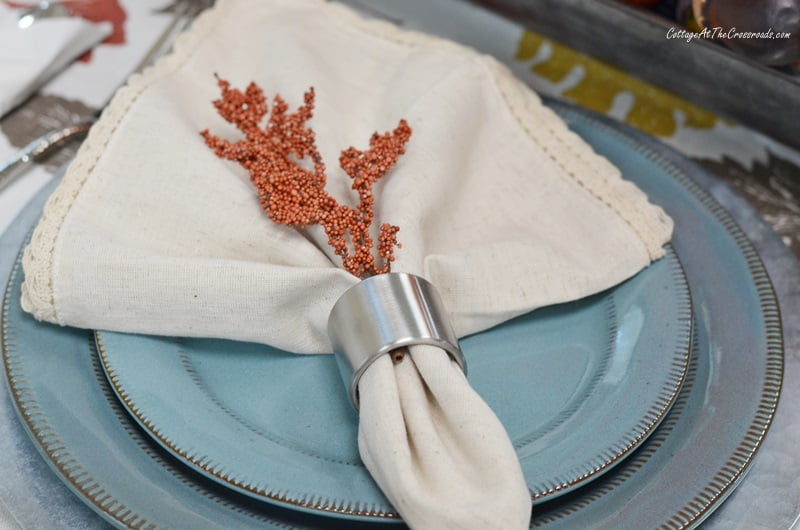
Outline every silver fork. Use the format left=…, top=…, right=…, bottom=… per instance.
left=0, top=0, right=212, bottom=193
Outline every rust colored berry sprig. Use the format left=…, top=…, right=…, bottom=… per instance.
left=201, top=76, right=412, bottom=279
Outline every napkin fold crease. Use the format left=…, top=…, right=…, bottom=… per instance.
left=19, top=0, right=673, bottom=527
left=359, top=346, right=531, bottom=529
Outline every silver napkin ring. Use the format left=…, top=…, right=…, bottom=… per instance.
left=327, top=272, right=466, bottom=410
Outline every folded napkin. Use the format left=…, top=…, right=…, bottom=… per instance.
left=0, top=4, right=110, bottom=118
left=21, top=0, right=672, bottom=527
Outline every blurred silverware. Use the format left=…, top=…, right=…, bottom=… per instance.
left=17, top=1, right=71, bottom=29
left=0, top=120, right=92, bottom=193
left=0, top=0, right=212, bottom=194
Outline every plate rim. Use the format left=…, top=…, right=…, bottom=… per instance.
left=0, top=101, right=784, bottom=529
left=533, top=100, right=784, bottom=528
left=93, top=243, right=691, bottom=518
left=1, top=236, right=299, bottom=529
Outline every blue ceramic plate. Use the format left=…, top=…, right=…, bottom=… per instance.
left=95, top=249, right=690, bottom=519
left=1, top=102, right=782, bottom=529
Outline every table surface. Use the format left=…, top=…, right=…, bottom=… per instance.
left=0, top=0, right=798, bottom=528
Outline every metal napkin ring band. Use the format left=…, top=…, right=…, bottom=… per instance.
left=327, top=272, right=467, bottom=410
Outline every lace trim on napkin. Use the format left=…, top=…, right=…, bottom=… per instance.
left=20, top=0, right=672, bottom=324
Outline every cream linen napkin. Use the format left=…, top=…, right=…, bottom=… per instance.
left=0, top=4, right=110, bottom=118
left=20, top=0, right=672, bottom=527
